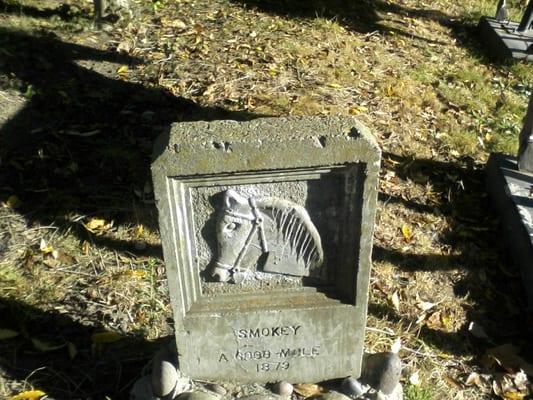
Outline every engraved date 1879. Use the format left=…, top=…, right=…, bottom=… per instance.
left=256, top=361, right=290, bottom=372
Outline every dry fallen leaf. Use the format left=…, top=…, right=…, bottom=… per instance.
left=39, top=238, right=54, bottom=254
left=293, top=383, right=323, bottom=397
left=426, top=311, right=442, bottom=329
left=83, top=218, right=113, bottom=234
left=390, top=291, right=401, bottom=312
left=117, top=65, right=129, bottom=76
left=417, top=301, right=436, bottom=312
left=9, top=390, right=46, bottom=400
left=401, top=224, right=412, bottom=242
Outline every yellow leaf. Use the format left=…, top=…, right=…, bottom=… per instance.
left=91, top=331, right=123, bottom=344
left=293, top=383, right=323, bottom=398
left=39, top=239, right=54, bottom=254
left=83, top=218, right=113, bottom=234
left=121, top=269, right=148, bottom=279
left=450, top=149, right=460, bottom=157
left=503, top=391, right=525, bottom=400
left=10, top=390, right=46, bottom=400
left=117, top=65, right=129, bottom=75
left=349, top=106, right=368, bottom=115
left=0, top=329, right=19, bottom=340
left=328, top=82, right=342, bottom=89
left=31, top=338, right=64, bottom=352
left=401, top=224, right=412, bottom=242
left=134, top=224, right=144, bottom=238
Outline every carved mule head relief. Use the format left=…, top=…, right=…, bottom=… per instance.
left=211, top=189, right=324, bottom=282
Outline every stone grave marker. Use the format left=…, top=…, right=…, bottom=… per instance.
left=478, top=0, right=533, bottom=62
left=151, top=117, right=380, bottom=384
left=486, top=94, right=533, bottom=319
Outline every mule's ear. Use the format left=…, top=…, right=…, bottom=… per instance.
left=224, top=189, right=246, bottom=208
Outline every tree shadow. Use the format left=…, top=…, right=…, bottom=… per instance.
left=0, top=296, right=170, bottom=398
left=231, top=0, right=455, bottom=45
left=368, top=152, right=531, bottom=359
left=0, top=27, right=260, bottom=248
left=0, top=0, right=85, bottom=20
left=0, top=26, right=260, bottom=397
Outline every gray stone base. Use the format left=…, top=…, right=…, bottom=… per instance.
left=478, top=17, right=533, bottom=62
left=485, top=153, right=533, bottom=310
left=131, top=347, right=403, bottom=400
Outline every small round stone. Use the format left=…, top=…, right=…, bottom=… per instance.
left=361, top=352, right=402, bottom=395
left=341, top=377, right=365, bottom=397
left=151, top=350, right=179, bottom=397
left=314, top=391, right=351, bottom=400
left=130, top=376, right=157, bottom=400
left=272, top=381, right=293, bottom=397
left=176, top=392, right=219, bottom=400
left=207, top=383, right=227, bottom=395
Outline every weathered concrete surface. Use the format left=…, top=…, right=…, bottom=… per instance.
left=486, top=154, right=533, bottom=310
left=478, top=17, right=533, bottom=62
left=152, top=117, right=381, bottom=383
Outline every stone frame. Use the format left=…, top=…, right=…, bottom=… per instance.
left=152, top=117, right=380, bottom=382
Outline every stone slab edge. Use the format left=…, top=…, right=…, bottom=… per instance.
left=478, top=17, right=533, bottom=62
left=485, top=153, right=533, bottom=309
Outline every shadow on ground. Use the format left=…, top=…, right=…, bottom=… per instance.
left=0, top=26, right=258, bottom=398
left=0, top=0, right=84, bottom=20
left=230, top=0, right=498, bottom=61
left=0, top=26, right=259, bottom=248
left=0, top=296, right=169, bottom=398
left=369, top=152, right=531, bottom=358
left=232, top=0, right=456, bottom=44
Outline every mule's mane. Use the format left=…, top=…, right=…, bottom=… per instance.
left=256, top=198, right=323, bottom=269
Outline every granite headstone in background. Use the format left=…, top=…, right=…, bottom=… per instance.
left=478, top=0, right=533, bottom=62
left=486, top=94, right=533, bottom=315
left=151, top=117, right=381, bottom=383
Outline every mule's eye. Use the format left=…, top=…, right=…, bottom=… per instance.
left=226, top=222, right=237, bottom=231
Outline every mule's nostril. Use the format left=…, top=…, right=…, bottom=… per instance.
left=211, top=267, right=230, bottom=282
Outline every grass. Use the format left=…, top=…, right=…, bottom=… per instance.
left=0, top=0, right=532, bottom=398
left=405, top=384, right=435, bottom=400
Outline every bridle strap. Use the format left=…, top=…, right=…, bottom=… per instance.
left=225, top=196, right=269, bottom=274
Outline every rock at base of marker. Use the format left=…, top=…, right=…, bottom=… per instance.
left=341, top=377, right=365, bottom=397
left=272, top=381, right=294, bottom=397
left=206, top=383, right=227, bottom=396
left=314, top=391, right=352, bottom=400
left=151, top=346, right=180, bottom=397
left=176, top=392, right=219, bottom=400
left=130, top=376, right=158, bottom=400
left=361, top=352, right=402, bottom=395
left=376, top=383, right=403, bottom=400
